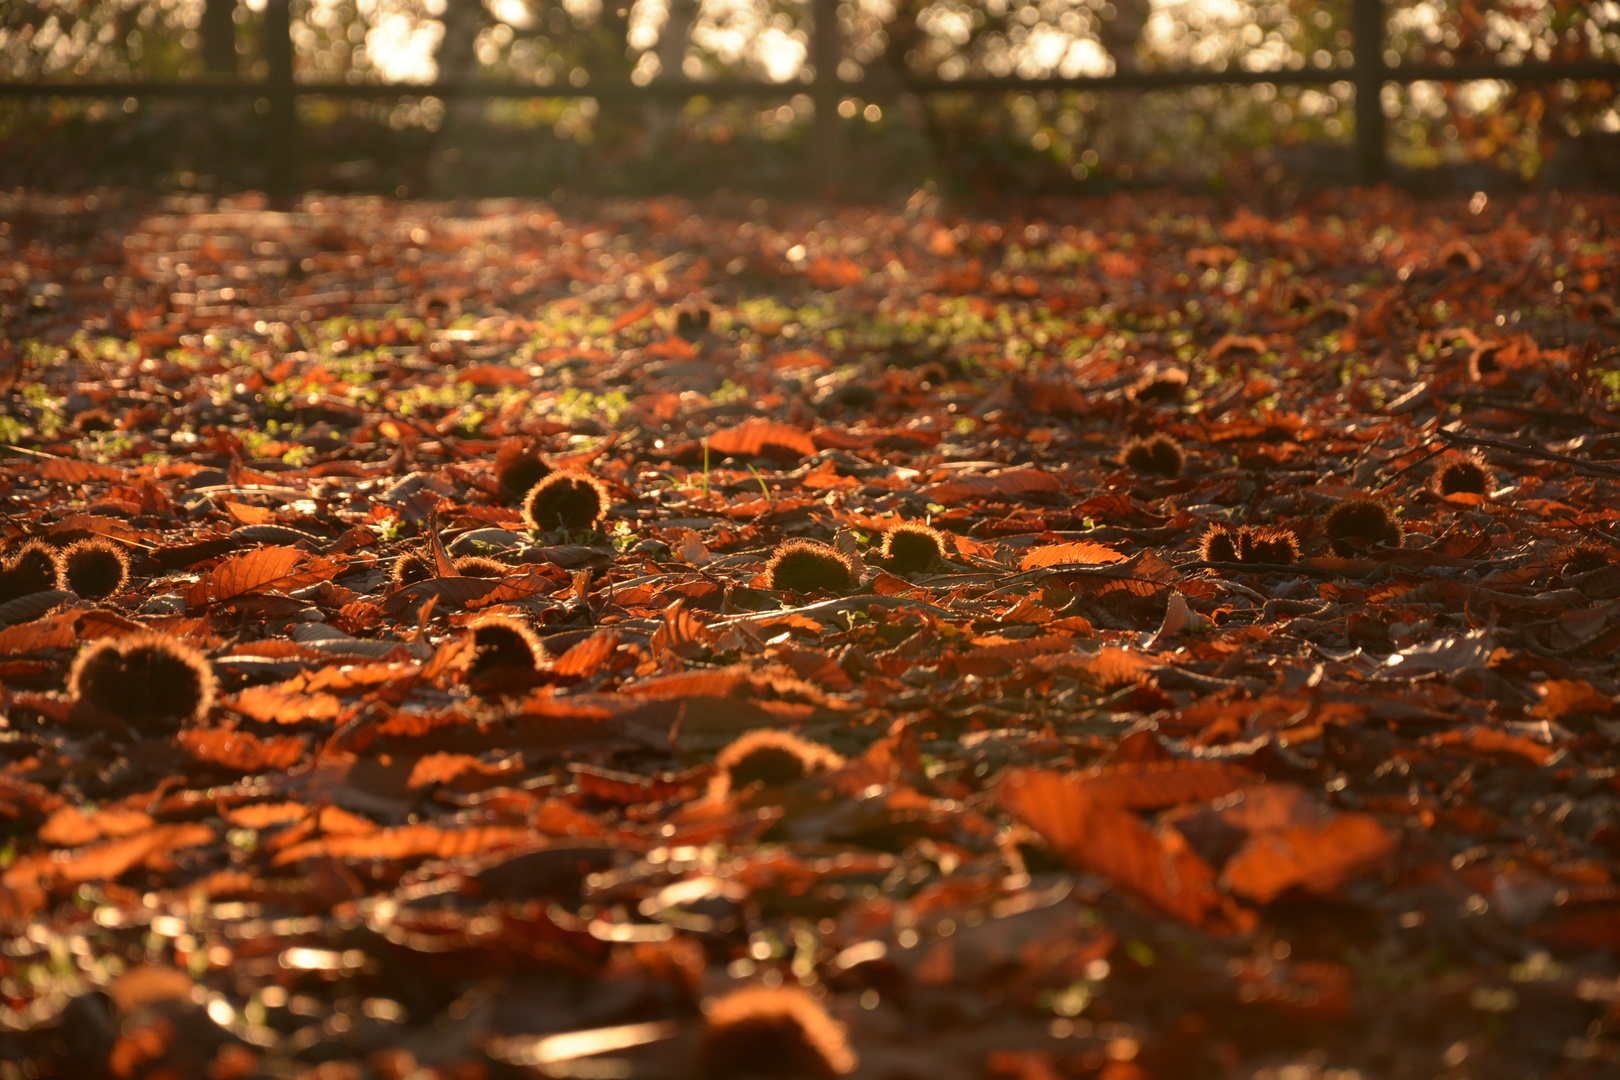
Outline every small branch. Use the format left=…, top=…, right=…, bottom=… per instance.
left=1445, top=394, right=1620, bottom=430
left=1436, top=425, right=1620, bottom=481
left=1177, top=559, right=1362, bottom=580
left=1375, top=440, right=1449, bottom=490
left=716, top=593, right=960, bottom=626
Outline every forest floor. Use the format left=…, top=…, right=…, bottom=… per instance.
left=1, top=185, right=1620, bottom=1080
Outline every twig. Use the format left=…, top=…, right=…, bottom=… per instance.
left=1436, top=425, right=1620, bottom=481
left=1176, top=560, right=1365, bottom=580
left=977, top=553, right=1174, bottom=595
left=1202, top=577, right=1269, bottom=604
left=716, top=593, right=960, bottom=626
left=1445, top=394, right=1620, bottom=430
left=1375, top=440, right=1449, bottom=490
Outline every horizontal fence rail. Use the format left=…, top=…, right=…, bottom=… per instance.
left=6, top=59, right=1617, bottom=101
left=2, top=0, right=1616, bottom=196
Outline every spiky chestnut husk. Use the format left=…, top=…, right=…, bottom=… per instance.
left=1198, top=524, right=1298, bottom=566
left=1250, top=526, right=1300, bottom=565
left=1131, top=367, right=1189, bottom=404
left=522, top=471, right=609, bottom=532
left=466, top=614, right=543, bottom=676
left=62, top=539, right=130, bottom=600
left=881, top=523, right=947, bottom=573
left=714, top=729, right=845, bottom=797
left=453, top=556, right=508, bottom=579
left=1199, top=523, right=1242, bottom=564
left=821, top=382, right=880, bottom=410
left=1468, top=345, right=1502, bottom=382
left=0, top=540, right=63, bottom=603
left=1559, top=542, right=1616, bottom=577
left=68, top=633, right=216, bottom=729
left=73, top=408, right=115, bottom=433
left=695, top=985, right=856, bottom=1080
left=766, top=540, right=857, bottom=594
left=1433, top=454, right=1491, bottom=497
left=675, top=305, right=713, bottom=341
left=1439, top=240, right=1482, bottom=272
left=1122, top=434, right=1185, bottom=478
left=1325, top=498, right=1404, bottom=557
left=497, top=454, right=553, bottom=503
left=390, top=551, right=433, bottom=589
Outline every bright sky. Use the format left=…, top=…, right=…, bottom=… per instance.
left=347, top=0, right=1174, bottom=83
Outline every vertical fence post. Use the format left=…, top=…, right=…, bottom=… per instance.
left=263, top=0, right=298, bottom=206
left=810, top=0, right=843, bottom=188
left=202, top=0, right=237, bottom=74
left=1351, top=0, right=1388, bottom=185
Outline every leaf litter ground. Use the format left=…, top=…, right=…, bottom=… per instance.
left=1, top=187, right=1620, bottom=1079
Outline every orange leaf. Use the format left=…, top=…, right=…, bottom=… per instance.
left=1196, top=783, right=1330, bottom=834
left=0, top=774, right=65, bottom=816
left=335, top=600, right=384, bottom=632
left=0, top=613, right=82, bottom=657
left=1221, top=814, right=1395, bottom=903
left=1032, top=646, right=1156, bottom=687
left=552, top=631, right=621, bottom=678
left=649, top=599, right=712, bottom=660
left=406, top=752, right=518, bottom=789
left=426, top=508, right=459, bottom=578
left=456, top=363, right=532, bottom=387
left=40, top=458, right=126, bottom=482
left=1075, top=760, right=1260, bottom=811
left=4, top=824, right=214, bottom=891
left=178, top=728, right=308, bottom=772
left=465, top=573, right=552, bottom=609
left=707, top=419, right=817, bottom=461
left=998, top=768, right=1223, bottom=926
left=185, top=546, right=304, bottom=608
left=270, top=824, right=535, bottom=866
left=1019, top=541, right=1126, bottom=569
left=224, top=802, right=311, bottom=829
left=39, top=805, right=155, bottom=848
left=221, top=500, right=277, bottom=526
left=625, top=670, right=750, bottom=698
left=1533, top=679, right=1612, bottom=721
left=610, top=299, right=656, bottom=333
left=382, top=575, right=504, bottom=615
left=1425, top=726, right=1557, bottom=766
left=925, top=468, right=1062, bottom=505
left=805, top=256, right=864, bottom=289
left=230, top=684, right=344, bottom=724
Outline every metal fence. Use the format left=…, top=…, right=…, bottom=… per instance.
left=2, top=0, right=1616, bottom=198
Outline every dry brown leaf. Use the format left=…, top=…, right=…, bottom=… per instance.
left=4, top=823, right=215, bottom=891
left=230, top=684, right=345, bottom=724
left=178, top=728, right=309, bottom=772
left=39, top=805, right=155, bottom=848
left=1221, top=814, right=1396, bottom=903
left=184, top=546, right=304, bottom=608
left=1019, top=541, right=1127, bottom=569
left=925, top=468, right=1062, bottom=505
left=708, top=419, right=818, bottom=461
left=998, top=768, right=1224, bottom=926
left=552, top=631, right=621, bottom=678
left=1076, top=760, right=1260, bottom=811
left=271, top=824, right=536, bottom=866
left=41, top=458, right=126, bottom=482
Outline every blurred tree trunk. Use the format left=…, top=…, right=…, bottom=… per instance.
left=428, top=0, right=490, bottom=196
left=201, top=0, right=236, bottom=73
left=878, top=0, right=944, bottom=177
left=645, top=0, right=698, bottom=150
left=1096, top=0, right=1149, bottom=173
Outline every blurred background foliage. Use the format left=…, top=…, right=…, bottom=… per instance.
left=1, top=0, right=1616, bottom=197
